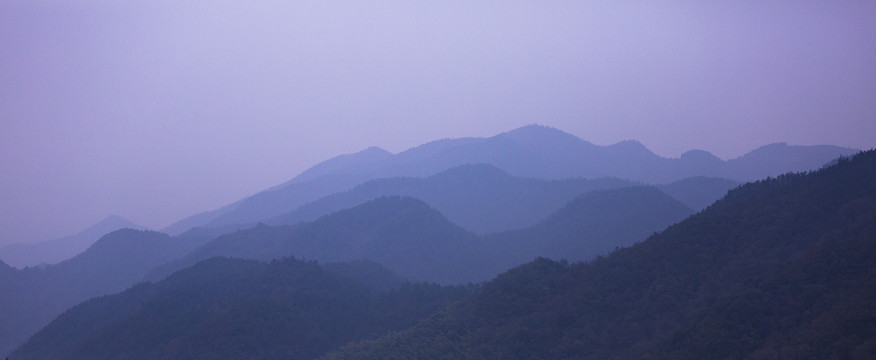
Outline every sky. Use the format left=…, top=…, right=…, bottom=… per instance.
left=1, top=1, right=875, bottom=246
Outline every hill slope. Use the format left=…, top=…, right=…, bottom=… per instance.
left=0, top=216, right=147, bottom=268
left=487, top=186, right=694, bottom=269
left=11, top=257, right=469, bottom=360
left=321, top=150, right=876, bottom=359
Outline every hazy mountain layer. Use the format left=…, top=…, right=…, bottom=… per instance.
left=268, top=164, right=638, bottom=234
left=321, top=150, right=876, bottom=359
left=148, top=187, right=692, bottom=285
left=485, top=186, right=695, bottom=269
left=0, top=215, right=146, bottom=268
left=11, top=257, right=470, bottom=360
left=0, top=229, right=209, bottom=357
left=13, top=150, right=873, bottom=359
left=164, top=124, right=853, bottom=235
left=656, top=176, right=739, bottom=211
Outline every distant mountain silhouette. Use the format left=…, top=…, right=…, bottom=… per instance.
left=162, top=124, right=855, bottom=235
left=0, top=228, right=204, bottom=357
left=321, top=150, right=876, bottom=360
left=150, top=187, right=692, bottom=285
left=0, top=215, right=147, bottom=268
left=15, top=150, right=873, bottom=360
left=11, top=257, right=470, bottom=360
left=268, top=164, right=637, bottom=234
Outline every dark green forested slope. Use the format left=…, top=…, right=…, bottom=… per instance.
left=322, top=150, right=876, bottom=360
left=10, top=257, right=470, bottom=360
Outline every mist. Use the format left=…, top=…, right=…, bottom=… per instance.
left=1, top=1, right=874, bottom=245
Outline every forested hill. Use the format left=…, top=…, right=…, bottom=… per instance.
left=10, top=257, right=471, bottom=360
left=321, top=150, right=876, bottom=359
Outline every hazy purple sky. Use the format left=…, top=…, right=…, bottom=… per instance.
left=2, top=1, right=875, bottom=246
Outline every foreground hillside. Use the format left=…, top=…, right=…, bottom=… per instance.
left=11, top=258, right=469, bottom=360
left=322, top=150, right=876, bottom=359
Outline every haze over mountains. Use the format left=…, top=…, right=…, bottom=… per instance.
left=0, top=125, right=864, bottom=358
left=0, top=216, right=146, bottom=269
left=11, top=149, right=876, bottom=360
left=163, top=125, right=856, bottom=235
left=319, top=149, right=876, bottom=360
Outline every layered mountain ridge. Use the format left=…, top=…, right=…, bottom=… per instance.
left=163, top=124, right=856, bottom=235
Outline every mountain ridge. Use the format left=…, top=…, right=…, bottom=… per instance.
left=162, top=124, right=856, bottom=235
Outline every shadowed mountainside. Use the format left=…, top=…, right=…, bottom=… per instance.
left=11, top=257, right=471, bottom=360
left=320, top=150, right=876, bottom=360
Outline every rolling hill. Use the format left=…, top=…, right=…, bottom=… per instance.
left=0, top=215, right=147, bottom=268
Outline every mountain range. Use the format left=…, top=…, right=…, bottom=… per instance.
left=0, top=124, right=861, bottom=358
left=148, top=187, right=692, bottom=285
left=11, top=149, right=875, bottom=359
left=162, top=124, right=856, bottom=235
left=320, top=150, right=876, bottom=359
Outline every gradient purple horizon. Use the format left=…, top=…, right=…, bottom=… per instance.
left=1, top=1, right=875, bottom=246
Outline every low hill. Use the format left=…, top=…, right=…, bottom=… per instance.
left=321, top=150, right=876, bottom=359
left=0, top=215, right=147, bottom=268
left=151, top=197, right=487, bottom=285
left=11, top=257, right=470, bottom=360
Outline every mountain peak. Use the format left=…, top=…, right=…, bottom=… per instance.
left=680, top=149, right=723, bottom=163
left=605, top=140, right=658, bottom=159
left=497, top=124, right=594, bottom=147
